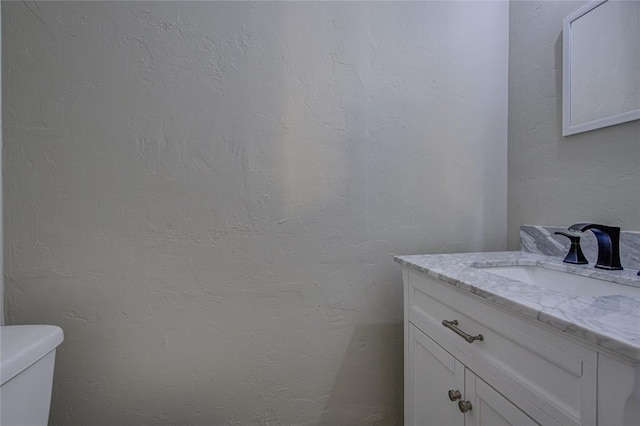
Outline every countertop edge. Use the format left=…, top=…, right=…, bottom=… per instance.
left=395, top=251, right=640, bottom=364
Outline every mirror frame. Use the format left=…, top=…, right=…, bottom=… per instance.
left=563, top=0, right=640, bottom=136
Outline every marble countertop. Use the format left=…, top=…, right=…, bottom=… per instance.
left=395, top=251, right=640, bottom=363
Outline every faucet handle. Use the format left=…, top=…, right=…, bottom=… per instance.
left=554, top=231, right=588, bottom=265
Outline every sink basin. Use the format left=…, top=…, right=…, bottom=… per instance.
left=474, top=265, right=640, bottom=297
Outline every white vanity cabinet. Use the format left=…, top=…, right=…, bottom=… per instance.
left=464, top=367, right=539, bottom=426
left=407, top=323, right=464, bottom=426
left=402, top=266, right=640, bottom=426
left=407, top=323, right=536, bottom=426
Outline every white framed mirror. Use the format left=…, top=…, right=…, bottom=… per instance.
left=563, top=0, right=640, bottom=136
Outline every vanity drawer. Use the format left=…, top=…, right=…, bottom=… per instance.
left=405, top=269, right=597, bottom=426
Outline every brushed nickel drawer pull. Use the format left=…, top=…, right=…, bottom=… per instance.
left=441, top=319, right=484, bottom=344
left=448, top=390, right=462, bottom=401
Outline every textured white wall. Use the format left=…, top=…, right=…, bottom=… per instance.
left=508, top=0, right=640, bottom=249
left=3, top=1, right=508, bottom=424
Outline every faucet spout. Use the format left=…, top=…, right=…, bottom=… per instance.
left=568, top=223, right=623, bottom=270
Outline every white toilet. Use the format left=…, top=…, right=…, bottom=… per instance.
left=0, top=325, right=64, bottom=426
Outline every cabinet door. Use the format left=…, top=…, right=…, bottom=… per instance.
left=406, top=324, right=464, bottom=426
left=464, top=370, right=539, bottom=426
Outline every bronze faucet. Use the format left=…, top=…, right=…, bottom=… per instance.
left=568, top=223, right=622, bottom=270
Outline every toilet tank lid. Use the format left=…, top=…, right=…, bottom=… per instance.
left=0, top=325, right=64, bottom=386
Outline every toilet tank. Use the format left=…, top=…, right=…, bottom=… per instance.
left=0, top=325, right=64, bottom=426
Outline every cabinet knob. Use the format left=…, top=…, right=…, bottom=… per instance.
left=458, top=400, right=473, bottom=413
left=448, top=390, right=461, bottom=401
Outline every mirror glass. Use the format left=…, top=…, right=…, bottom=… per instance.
left=563, top=0, right=640, bottom=136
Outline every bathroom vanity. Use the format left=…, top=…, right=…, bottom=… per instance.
left=396, top=250, right=640, bottom=426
